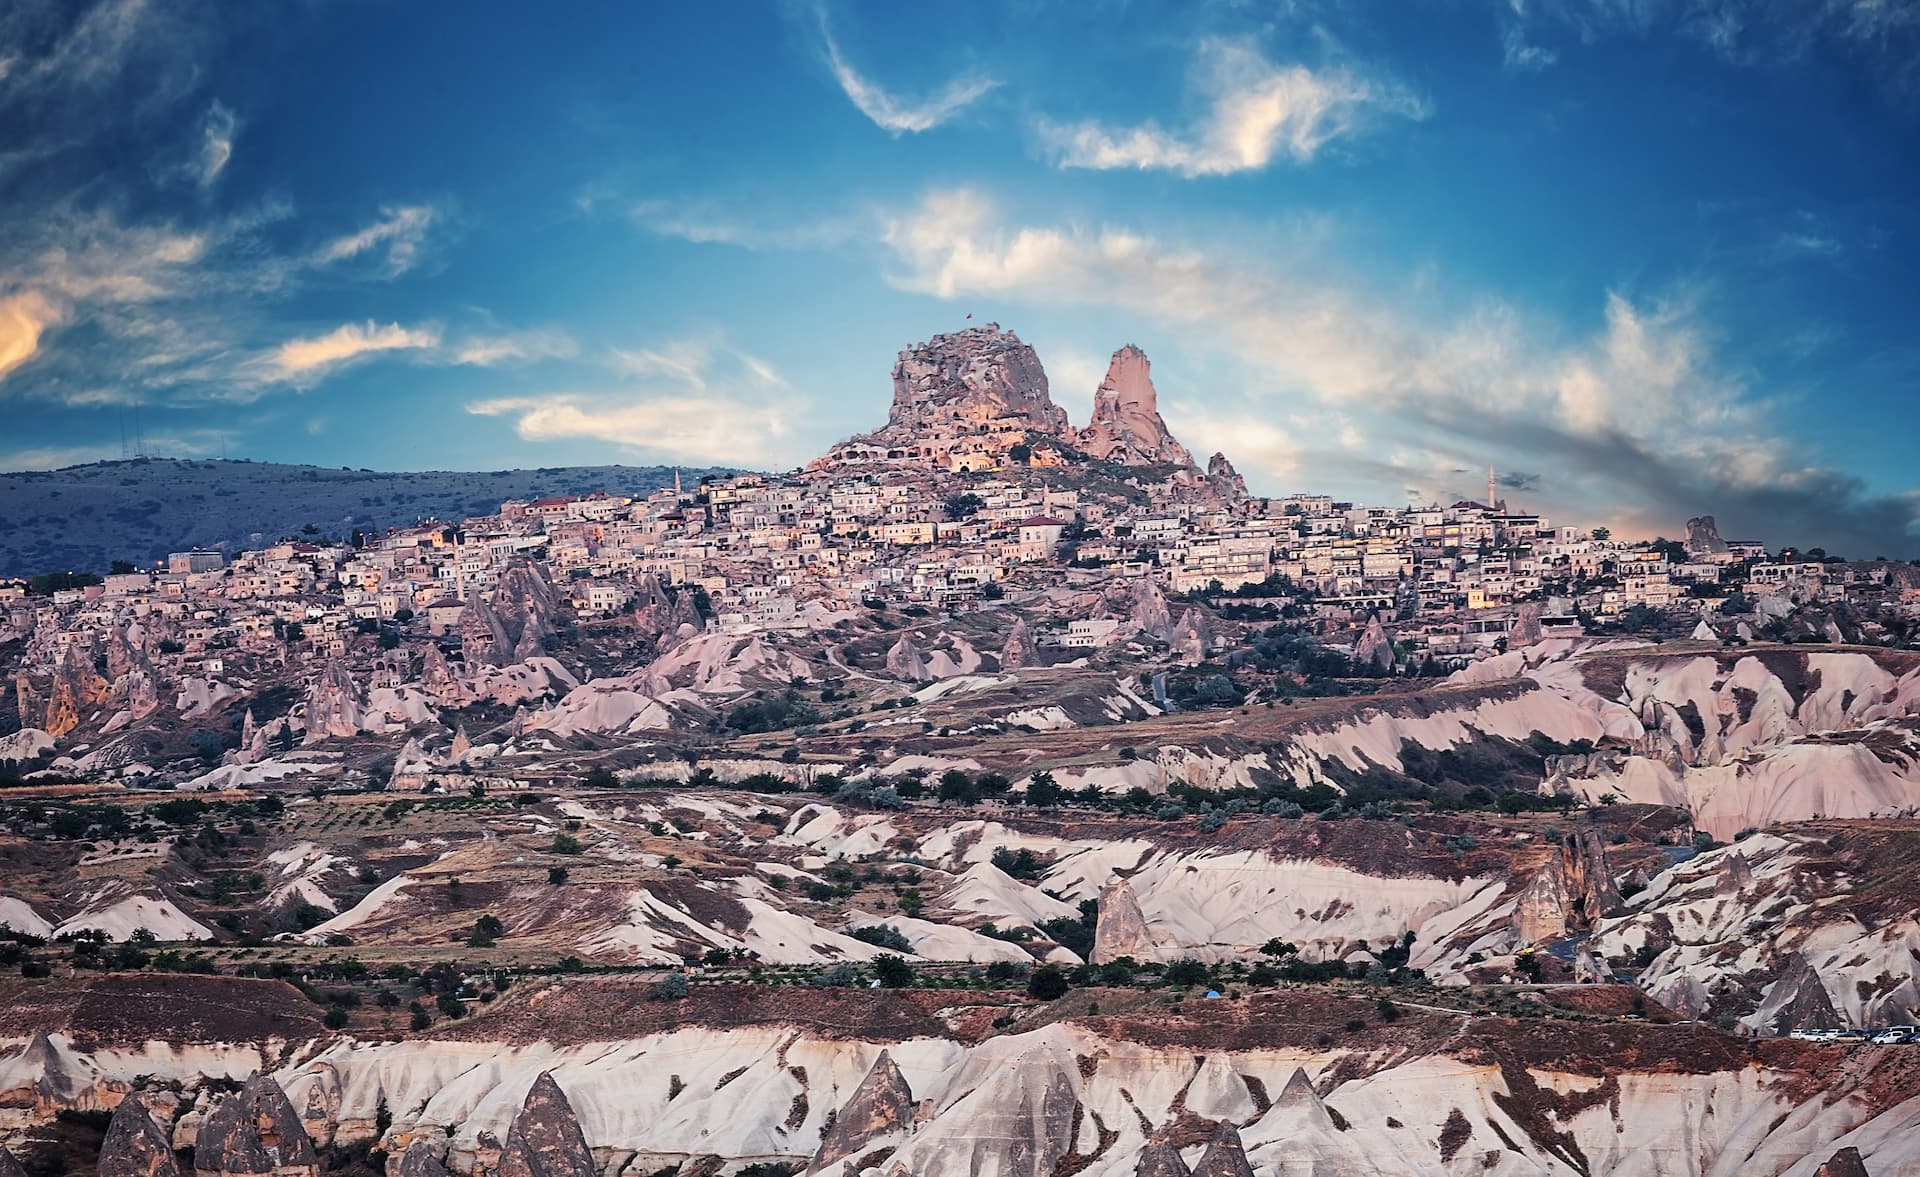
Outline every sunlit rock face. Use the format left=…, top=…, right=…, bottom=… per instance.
left=1078, top=345, right=1195, bottom=468
left=883, top=325, right=1069, bottom=442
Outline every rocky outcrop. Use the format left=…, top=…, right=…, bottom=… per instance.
left=881, top=325, right=1068, bottom=442
left=1077, top=345, right=1194, bottom=468
left=1131, top=578, right=1173, bottom=642
left=1189, top=1122, right=1254, bottom=1177
left=43, top=642, right=111, bottom=739
left=999, top=618, right=1041, bottom=670
left=1752, top=953, right=1844, bottom=1037
left=1354, top=616, right=1394, bottom=671
left=1813, top=1147, right=1872, bottom=1177
left=494, top=1073, right=595, bottom=1177
left=462, top=564, right=558, bottom=668
left=392, top=1142, right=450, bottom=1177
left=1093, top=878, right=1159, bottom=963
left=1686, top=515, right=1730, bottom=558
left=100, top=1094, right=182, bottom=1177
left=885, top=635, right=930, bottom=682
left=0, top=1144, right=24, bottom=1177
left=1171, top=609, right=1212, bottom=663
left=417, top=643, right=474, bottom=709
left=194, top=1073, right=319, bottom=1177
left=810, top=1050, right=914, bottom=1172
left=626, top=575, right=701, bottom=652
left=1134, top=1140, right=1191, bottom=1177
left=1512, top=855, right=1572, bottom=945
left=301, top=661, right=363, bottom=743
left=1206, top=453, right=1248, bottom=503
left=1271, top=1067, right=1337, bottom=1131
left=1510, top=600, right=1544, bottom=648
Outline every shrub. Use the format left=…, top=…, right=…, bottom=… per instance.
left=653, top=972, right=689, bottom=1000
left=850, top=924, right=912, bottom=953
left=551, top=834, right=584, bottom=855
left=1026, top=966, right=1069, bottom=1001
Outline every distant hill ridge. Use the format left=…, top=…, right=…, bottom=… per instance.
left=0, top=458, right=734, bottom=578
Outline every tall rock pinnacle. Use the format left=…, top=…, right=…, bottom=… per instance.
left=1078, top=345, right=1195, bottom=468
left=495, top=1073, right=597, bottom=1177
left=99, top=1095, right=181, bottom=1177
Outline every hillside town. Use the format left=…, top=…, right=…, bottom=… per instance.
left=6, top=326, right=1917, bottom=750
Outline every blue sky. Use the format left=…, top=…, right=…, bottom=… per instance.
left=2, top=0, right=1917, bottom=554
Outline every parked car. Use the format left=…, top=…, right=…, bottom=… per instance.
left=1869, top=1025, right=1918, bottom=1045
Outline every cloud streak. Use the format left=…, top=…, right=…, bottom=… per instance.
left=1036, top=39, right=1427, bottom=177
left=314, top=205, right=439, bottom=276
left=819, top=12, right=997, bottom=134
left=265, top=321, right=440, bottom=384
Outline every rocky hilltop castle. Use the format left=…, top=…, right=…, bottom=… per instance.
left=808, top=323, right=1243, bottom=499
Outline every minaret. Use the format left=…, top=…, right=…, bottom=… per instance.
left=1487, top=465, right=1497, bottom=514
left=674, top=468, right=682, bottom=499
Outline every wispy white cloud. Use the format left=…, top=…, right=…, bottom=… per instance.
left=818, top=11, right=998, bottom=135
left=314, top=205, right=439, bottom=276
left=630, top=198, right=864, bottom=251
left=1035, top=39, right=1427, bottom=177
left=193, top=99, right=238, bottom=187
left=451, top=326, right=577, bottom=367
left=467, top=394, right=790, bottom=466
left=1508, top=0, right=1920, bottom=92
left=264, top=321, right=441, bottom=384
left=468, top=331, right=799, bottom=465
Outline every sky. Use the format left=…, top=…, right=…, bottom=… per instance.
left=2, top=0, right=1918, bottom=556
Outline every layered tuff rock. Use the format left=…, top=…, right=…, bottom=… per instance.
left=100, top=1094, right=182, bottom=1177
left=1076, top=345, right=1195, bottom=467
left=885, top=635, right=931, bottom=682
left=1092, top=878, right=1160, bottom=963
left=194, top=1073, right=319, bottom=1177
left=301, top=661, right=362, bottom=743
left=1205, top=453, right=1248, bottom=503
left=1135, top=1140, right=1191, bottom=1177
left=809, top=1050, right=915, bottom=1173
left=1189, top=1122, right=1254, bottom=1177
left=1813, top=1147, right=1872, bottom=1177
left=494, top=1074, right=595, bottom=1177
left=999, top=618, right=1041, bottom=670
left=1686, top=514, right=1731, bottom=557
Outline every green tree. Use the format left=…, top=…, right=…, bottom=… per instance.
left=1024, top=770, right=1063, bottom=808
left=871, top=954, right=914, bottom=988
